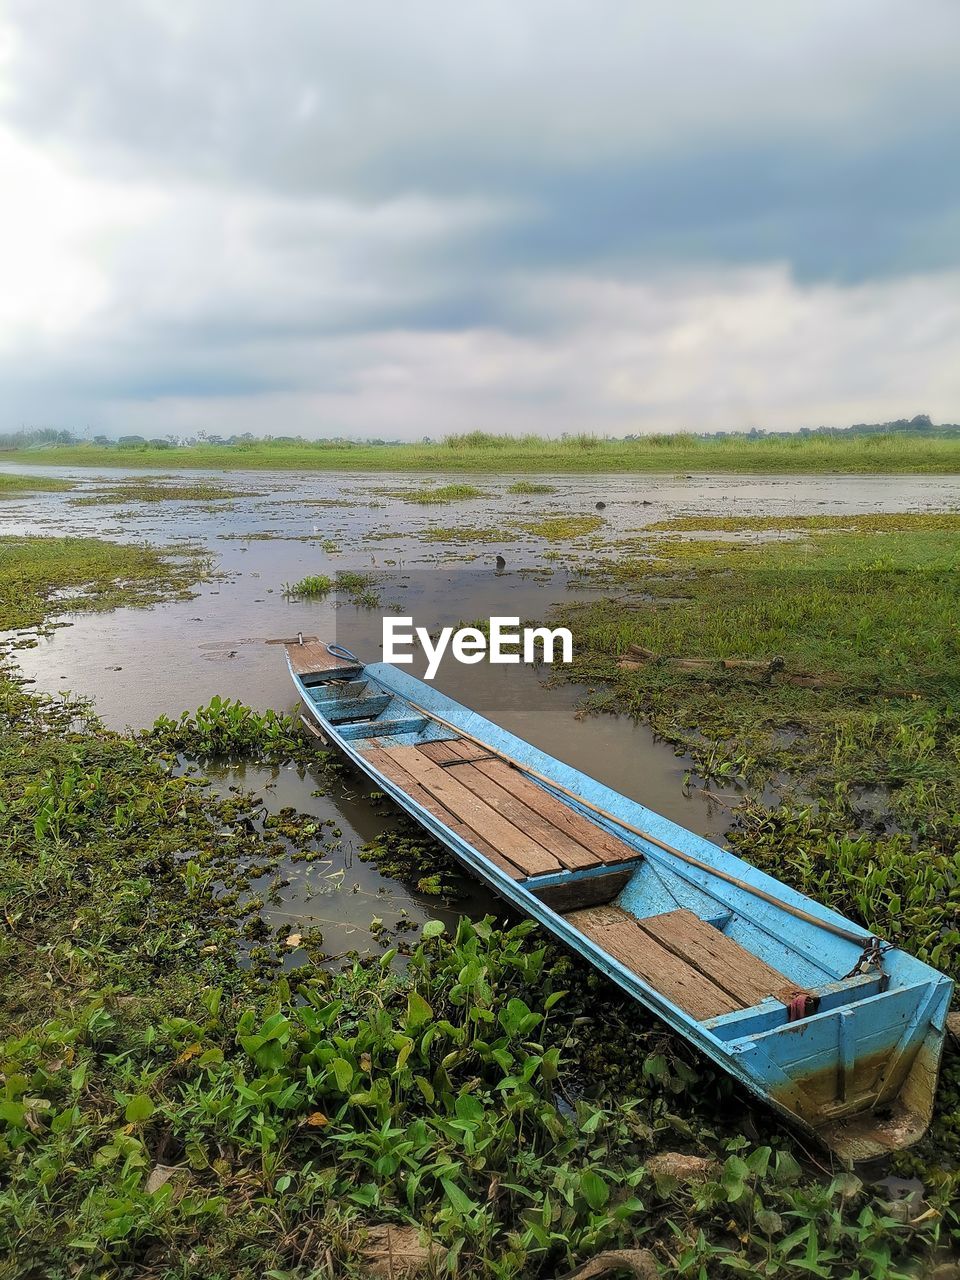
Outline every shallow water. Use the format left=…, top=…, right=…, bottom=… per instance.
left=4, top=463, right=958, bottom=949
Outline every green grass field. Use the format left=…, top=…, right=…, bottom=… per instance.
left=6, top=429, right=960, bottom=474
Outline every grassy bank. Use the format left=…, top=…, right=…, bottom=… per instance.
left=0, top=535, right=211, bottom=634
left=6, top=429, right=960, bottom=474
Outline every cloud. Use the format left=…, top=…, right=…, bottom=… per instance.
left=0, top=1, right=957, bottom=436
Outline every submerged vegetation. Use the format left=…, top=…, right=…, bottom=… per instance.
left=422, top=513, right=604, bottom=546
left=0, top=534, right=210, bottom=634
left=8, top=429, right=960, bottom=473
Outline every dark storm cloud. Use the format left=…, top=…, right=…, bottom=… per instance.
left=0, top=0, right=958, bottom=435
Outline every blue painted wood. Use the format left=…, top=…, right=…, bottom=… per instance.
left=286, top=645, right=954, bottom=1156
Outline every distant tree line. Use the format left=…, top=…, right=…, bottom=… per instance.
left=1, top=415, right=959, bottom=450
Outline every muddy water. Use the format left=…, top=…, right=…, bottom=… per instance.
left=4, top=464, right=959, bottom=950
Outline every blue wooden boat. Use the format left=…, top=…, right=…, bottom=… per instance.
left=286, top=639, right=953, bottom=1160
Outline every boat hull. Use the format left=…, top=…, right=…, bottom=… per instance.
left=287, top=647, right=953, bottom=1159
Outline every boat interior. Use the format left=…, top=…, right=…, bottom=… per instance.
left=290, top=648, right=947, bottom=1128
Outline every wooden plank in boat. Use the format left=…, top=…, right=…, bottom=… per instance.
left=365, top=747, right=523, bottom=879
left=566, top=904, right=740, bottom=1021
left=286, top=642, right=360, bottom=677
left=533, top=868, right=634, bottom=912
left=639, top=909, right=805, bottom=1008
left=378, top=746, right=562, bottom=877
left=418, top=744, right=602, bottom=871
left=428, top=740, right=641, bottom=867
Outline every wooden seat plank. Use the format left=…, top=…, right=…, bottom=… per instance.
left=416, top=745, right=602, bottom=871
left=639, top=909, right=805, bottom=1007
left=365, top=747, right=523, bottom=879
left=378, top=746, right=562, bottom=877
left=286, top=642, right=361, bottom=678
left=566, top=905, right=740, bottom=1021
left=432, top=741, right=640, bottom=867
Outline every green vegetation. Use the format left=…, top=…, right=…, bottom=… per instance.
left=507, top=481, right=557, bottom=494
left=7, top=428, right=960, bottom=473
left=70, top=480, right=256, bottom=506
left=0, top=535, right=209, bottom=634
left=149, top=696, right=317, bottom=762
left=524, top=513, right=603, bottom=540
left=382, top=483, right=487, bottom=503
left=0, top=472, right=74, bottom=497
left=556, top=512, right=960, bottom=875
left=422, top=513, right=603, bottom=546
left=283, top=570, right=381, bottom=608
left=2, top=516, right=959, bottom=1276
left=423, top=524, right=502, bottom=544
left=644, top=513, right=960, bottom=534
left=333, top=570, right=382, bottom=609
left=281, top=573, right=333, bottom=599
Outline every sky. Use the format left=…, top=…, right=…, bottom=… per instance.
left=1, top=1, right=958, bottom=440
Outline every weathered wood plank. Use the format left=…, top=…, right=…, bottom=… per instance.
left=533, top=869, right=634, bottom=912
left=454, top=745, right=641, bottom=867
left=419, top=739, right=471, bottom=764
left=379, top=746, right=562, bottom=877
left=285, top=642, right=361, bottom=677
left=364, top=747, right=523, bottom=879
left=639, top=909, right=804, bottom=1008
left=418, top=744, right=603, bottom=871
left=566, top=905, right=740, bottom=1020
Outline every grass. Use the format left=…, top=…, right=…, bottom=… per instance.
left=282, top=570, right=381, bottom=608
left=6, top=430, right=960, bottom=474
left=555, top=513, right=960, bottom=865
left=69, top=481, right=256, bottom=506
left=421, top=513, right=604, bottom=545
left=282, top=574, right=333, bottom=599
left=507, top=481, right=557, bottom=494
left=0, top=535, right=210, bottom=634
left=0, top=473, right=74, bottom=497
left=380, top=483, right=487, bottom=503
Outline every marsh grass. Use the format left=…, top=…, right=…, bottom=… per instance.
left=381, top=483, right=487, bottom=503
left=70, top=480, right=257, bottom=506
left=555, top=514, right=960, bottom=870
left=0, top=472, right=74, bottom=496
left=282, top=570, right=381, bottom=607
left=507, top=481, right=557, bottom=494
left=0, top=534, right=210, bottom=633
left=282, top=573, right=333, bottom=598
left=9, top=430, right=960, bottom=473
left=422, top=513, right=603, bottom=545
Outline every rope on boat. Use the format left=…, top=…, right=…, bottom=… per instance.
left=326, top=642, right=363, bottom=664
